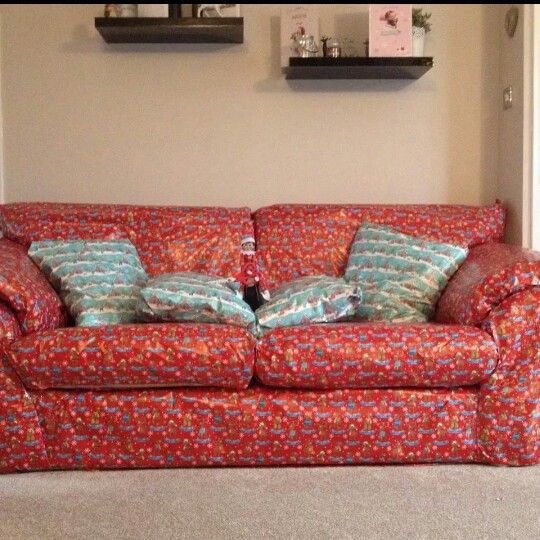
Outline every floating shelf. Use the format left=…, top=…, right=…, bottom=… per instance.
left=285, top=57, right=433, bottom=80
left=95, top=17, right=244, bottom=44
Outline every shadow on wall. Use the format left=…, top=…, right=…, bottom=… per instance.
left=446, top=5, right=501, bottom=206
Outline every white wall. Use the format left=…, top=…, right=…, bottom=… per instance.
left=0, top=4, right=500, bottom=209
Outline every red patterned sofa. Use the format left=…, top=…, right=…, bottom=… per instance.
left=0, top=202, right=538, bottom=472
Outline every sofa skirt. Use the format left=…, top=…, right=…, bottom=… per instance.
left=0, top=384, right=484, bottom=471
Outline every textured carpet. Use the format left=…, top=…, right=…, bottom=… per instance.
left=0, top=465, right=539, bottom=540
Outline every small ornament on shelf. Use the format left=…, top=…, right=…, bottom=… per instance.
left=193, top=4, right=241, bottom=18
left=412, top=8, right=432, bottom=57
left=320, top=35, right=329, bottom=57
left=104, top=4, right=120, bottom=18
left=326, top=38, right=342, bottom=58
left=292, top=34, right=318, bottom=58
left=321, top=36, right=357, bottom=58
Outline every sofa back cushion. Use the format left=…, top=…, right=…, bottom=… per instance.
left=0, top=203, right=253, bottom=277
left=254, top=203, right=505, bottom=289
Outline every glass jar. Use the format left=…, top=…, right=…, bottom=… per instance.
left=326, top=38, right=342, bottom=58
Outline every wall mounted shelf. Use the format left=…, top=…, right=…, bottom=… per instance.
left=285, top=57, right=433, bottom=80
left=95, top=17, right=244, bottom=44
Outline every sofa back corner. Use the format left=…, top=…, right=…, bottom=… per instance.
left=253, top=202, right=506, bottom=289
left=0, top=202, right=253, bottom=277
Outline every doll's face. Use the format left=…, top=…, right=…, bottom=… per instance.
left=242, top=241, right=255, bottom=252
left=385, top=11, right=398, bottom=27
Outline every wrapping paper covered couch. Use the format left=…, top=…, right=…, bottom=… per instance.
left=0, top=202, right=539, bottom=473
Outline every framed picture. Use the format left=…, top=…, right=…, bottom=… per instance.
left=369, top=4, right=412, bottom=57
left=192, top=4, right=241, bottom=18
left=280, top=4, right=320, bottom=67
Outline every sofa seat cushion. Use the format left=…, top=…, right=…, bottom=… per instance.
left=255, top=323, right=497, bottom=389
left=8, top=324, right=255, bottom=390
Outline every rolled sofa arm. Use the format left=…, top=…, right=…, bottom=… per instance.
left=436, top=243, right=540, bottom=326
left=435, top=243, right=540, bottom=465
left=0, top=238, right=66, bottom=335
left=478, top=287, right=540, bottom=465
left=0, top=301, right=48, bottom=472
left=0, top=302, right=21, bottom=349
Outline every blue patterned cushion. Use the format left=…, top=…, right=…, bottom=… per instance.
left=344, top=223, right=468, bottom=322
left=256, top=276, right=360, bottom=330
left=136, top=272, right=256, bottom=329
left=28, top=240, right=147, bottom=326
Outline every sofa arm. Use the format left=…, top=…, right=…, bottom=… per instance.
left=0, top=356, right=49, bottom=472
left=436, top=243, right=540, bottom=326
left=0, top=302, right=21, bottom=346
left=477, top=287, right=540, bottom=465
left=0, top=238, right=66, bottom=335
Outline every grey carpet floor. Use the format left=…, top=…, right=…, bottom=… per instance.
left=0, top=465, right=539, bottom=540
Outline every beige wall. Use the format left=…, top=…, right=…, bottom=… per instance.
left=497, top=4, right=527, bottom=246
left=0, top=4, right=500, bottom=209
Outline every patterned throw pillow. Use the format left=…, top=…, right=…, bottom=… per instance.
left=256, top=276, right=360, bottom=330
left=28, top=240, right=147, bottom=326
left=344, top=223, right=468, bottom=322
left=136, top=272, right=256, bottom=329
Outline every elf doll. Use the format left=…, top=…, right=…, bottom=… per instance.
left=234, top=235, right=270, bottom=311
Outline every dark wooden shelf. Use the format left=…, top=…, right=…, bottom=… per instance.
left=285, top=57, right=433, bottom=80
left=95, top=17, right=244, bottom=44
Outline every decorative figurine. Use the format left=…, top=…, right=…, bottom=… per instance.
left=104, top=4, right=120, bottom=18
left=234, top=235, right=270, bottom=311
left=292, top=33, right=319, bottom=58
left=320, top=36, right=329, bottom=57
left=196, top=4, right=241, bottom=18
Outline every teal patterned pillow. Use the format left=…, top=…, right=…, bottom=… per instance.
left=256, top=276, right=360, bottom=330
left=137, top=272, right=256, bottom=329
left=344, top=223, right=468, bottom=322
left=28, top=240, right=147, bottom=326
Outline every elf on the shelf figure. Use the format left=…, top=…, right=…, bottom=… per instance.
left=234, top=235, right=270, bottom=311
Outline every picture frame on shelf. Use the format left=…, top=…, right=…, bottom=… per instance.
left=280, top=4, right=320, bottom=67
left=369, top=4, right=412, bottom=57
